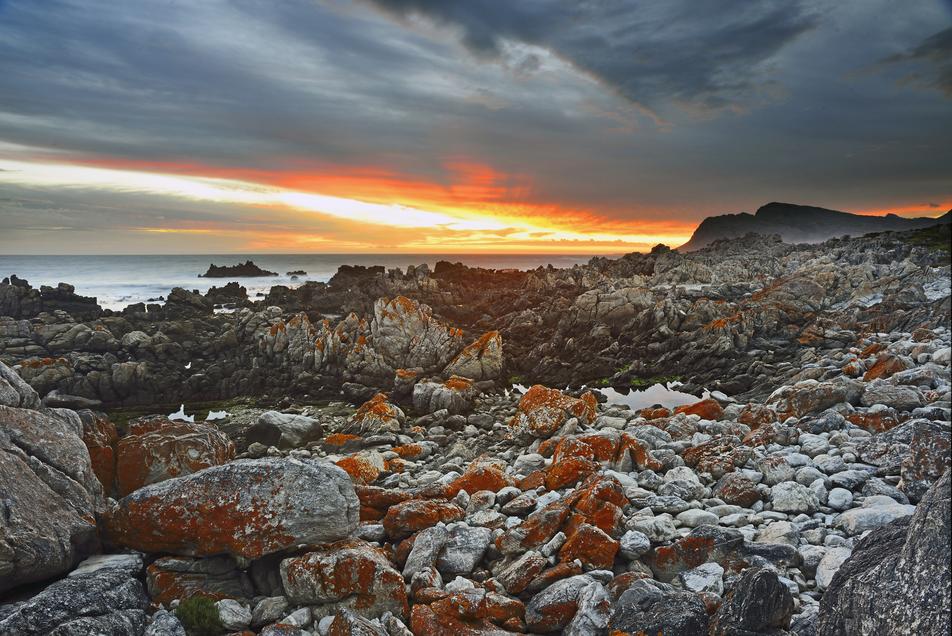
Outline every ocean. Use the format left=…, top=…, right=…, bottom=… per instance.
left=0, top=254, right=598, bottom=311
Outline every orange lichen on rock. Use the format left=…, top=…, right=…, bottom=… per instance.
left=863, top=353, right=909, bottom=381
left=115, top=418, right=234, bottom=497
left=674, top=398, right=724, bottom=420
left=639, top=406, right=672, bottom=420
left=558, top=523, right=619, bottom=569
left=80, top=413, right=118, bottom=494
left=392, top=443, right=426, bottom=459
left=446, top=460, right=513, bottom=498
left=510, top=385, right=598, bottom=439
left=336, top=454, right=381, bottom=485
left=382, top=499, right=465, bottom=539
left=325, top=433, right=361, bottom=447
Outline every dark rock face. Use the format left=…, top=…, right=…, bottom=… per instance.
left=710, top=566, right=795, bottom=635
left=607, top=579, right=709, bottom=635
left=0, top=568, right=148, bottom=635
left=199, top=260, right=277, bottom=277
left=816, top=470, right=951, bottom=636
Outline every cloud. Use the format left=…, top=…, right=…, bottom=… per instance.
left=364, top=0, right=819, bottom=114
left=880, top=27, right=952, bottom=95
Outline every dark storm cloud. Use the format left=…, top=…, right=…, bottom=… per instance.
left=365, top=0, right=819, bottom=112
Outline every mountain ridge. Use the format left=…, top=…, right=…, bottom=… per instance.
left=679, top=202, right=951, bottom=251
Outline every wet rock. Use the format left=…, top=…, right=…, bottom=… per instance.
left=105, top=458, right=358, bottom=558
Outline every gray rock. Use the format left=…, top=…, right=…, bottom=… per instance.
left=770, top=481, right=820, bottom=514
left=817, top=470, right=951, bottom=636
left=608, top=579, right=709, bottom=636
left=710, top=566, right=794, bottom=635
left=619, top=529, right=652, bottom=559
left=402, top=524, right=448, bottom=580
left=834, top=500, right=915, bottom=535
left=246, top=411, right=323, bottom=449
left=678, top=562, right=724, bottom=595
left=564, top=581, right=612, bottom=636
left=827, top=488, right=853, bottom=511
left=436, top=524, right=491, bottom=578
left=0, top=569, right=148, bottom=635
left=251, top=596, right=289, bottom=629
left=0, top=404, right=103, bottom=592
left=816, top=546, right=851, bottom=591
left=861, top=382, right=924, bottom=411
left=0, top=360, right=40, bottom=409
left=145, top=610, right=186, bottom=636
left=215, top=599, right=251, bottom=631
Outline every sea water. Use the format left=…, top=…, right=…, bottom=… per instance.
left=0, top=253, right=595, bottom=311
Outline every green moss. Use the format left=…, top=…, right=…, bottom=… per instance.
left=175, top=596, right=224, bottom=636
left=903, top=223, right=951, bottom=257
left=508, top=374, right=525, bottom=385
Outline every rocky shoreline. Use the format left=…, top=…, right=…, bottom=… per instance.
left=0, top=226, right=950, bottom=635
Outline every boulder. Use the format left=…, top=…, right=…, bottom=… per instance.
left=246, top=411, right=324, bottom=449
left=710, top=566, right=794, bottom=635
left=115, top=417, right=234, bottom=496
left=607, top=579, right=708, bottom=636
left=0, top=568, right=148, bottom=635
left=509, top=385, right=597, bottom=439
left=817, top=470, right=951, bottom=636
left=0, top=360, right=40, bottom=408
left=280, top=538, right=409, bottom=620
left=104, top=458, right=359, bottom=559
left=0, top=404, right=102, bottom=592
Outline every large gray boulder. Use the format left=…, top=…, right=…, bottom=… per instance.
left=104, top=458, right=359, bottom=559
left=0, top=400, right=103, bottom=593
left=817, top=469, right=951, bottom=636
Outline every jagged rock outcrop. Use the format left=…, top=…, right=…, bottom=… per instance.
left=200, top=260, right=277, bottom=278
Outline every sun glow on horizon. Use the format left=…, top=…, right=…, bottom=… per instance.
left=0, top=158, right=694, bottom=251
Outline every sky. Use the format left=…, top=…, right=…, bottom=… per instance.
left=0, top=0, right=950, bottom=254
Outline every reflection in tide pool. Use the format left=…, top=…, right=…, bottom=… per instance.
left=597, top=383, right=705, bottom=412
